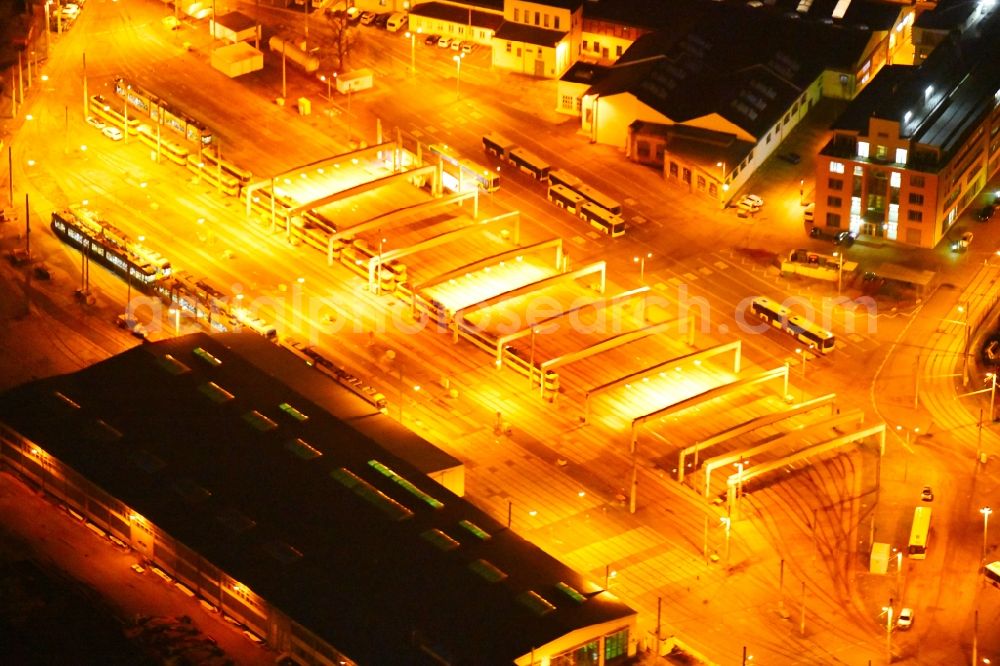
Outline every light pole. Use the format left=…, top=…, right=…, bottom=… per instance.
left=168, top=307, right=180, bottom=336
left=720, top=515, right=731, bottom=567
left=832, top=251, right=843, bottom=295
left=795, top=347, right=808, bottom=379
left=405, top=30, right=421, bottom=75
left=882, top=600, right=894, bottom=661
left=716, top=161, right=727, bottom=206
left=987, top=373, right=997, bottom=422
left=320, top=74, right=332, bottom=100
left=453, top=53, right=464, bottom=97
left=982, top=507, right=993, bottom=562
left=528, top=327, right=539, bottom=389
left=633, top=252, right=652, bottom=284
left=376, top=235, right=387, bottom=294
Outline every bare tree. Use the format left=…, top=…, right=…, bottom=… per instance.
left=323, top=10, right=358, bottom=72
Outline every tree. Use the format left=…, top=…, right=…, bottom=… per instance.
left=323, top=10, right=358, bottom=72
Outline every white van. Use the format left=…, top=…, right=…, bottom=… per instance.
left=386, top=11, right=407, bottom=32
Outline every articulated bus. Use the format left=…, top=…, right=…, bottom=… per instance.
left=749, top=296, right=836, bottom=354
left=427, top=144, right=500, bottom=193
left=579, top=201, right=626, bottom=238
left=548, top=184, right=584, bottom=214
left=506, top=146, right=552, bottom=181
left=908, top=506, right=931, bottom=559
left=482, top=132, right=517, bottom=159
left=575, top=184, right=622, bottom=215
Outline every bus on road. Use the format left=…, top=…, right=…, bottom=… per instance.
left=428, top=144, right=500, bottom=192
left=579, top=202, right=626, bottom=238
left=908, top=506, right=931, bottom=559
left=749, top=296, right=836, bottom=354
left=507, top=146, right=552, bottom=181
left=548, top=184, right=584, bottom=215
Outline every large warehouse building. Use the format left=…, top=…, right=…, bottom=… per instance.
left=0, top=333, right=637, bottom=666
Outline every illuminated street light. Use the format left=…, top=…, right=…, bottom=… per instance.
left=983, top=507, right=993, bottom=562
left=528, top=327, right=540, bottom=389
left=633, top=252, right=652, bottom=284
left=453, top=53, right=465, bottom=97
left=319, top=74, right=332, bottom=101
left=405, top=29, right=421, bottom=75
left=795, top=347, right=808, bottom=379
left=832, top=250, right=844, bottom=295
left=720, top=515, right=731, bottom=567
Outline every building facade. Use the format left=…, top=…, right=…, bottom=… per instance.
left=491, top=0, right=583, bottom=78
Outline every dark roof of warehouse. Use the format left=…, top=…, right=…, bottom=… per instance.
left=409, top=1, right=505, bottom=31
left=0, top=333, right=635, bottom=665
left=213, top=11, right=257, bottom=32
left=585, top=3, right=874, bottom=139
left=581, top=0, right=900, bottom=32
left=831, top=7, right=1000, bottom=157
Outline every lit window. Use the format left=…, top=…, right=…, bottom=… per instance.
left=857, top=141, right=869, bottom=158
left=890, top=172, right=901, bottom=188
left=895, top=148, right=908, bottom=164
left=830, top=161, right=845, bottom=174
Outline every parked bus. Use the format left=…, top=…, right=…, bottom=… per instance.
left=507, top=146, right=552, bottom=181
left=548, top=184, right=584, bottom=214
left=482, top=133, right=517, bottom=159
left=748, top=296, right=836, bottom=354
left=575, top=183, right=622, bottom=215
left=579, top=201, right=625, bottom=238
left=548, top=168, right=582, bottom=191
left=985, top=561, right=1000, bottom=587
left=908, top=506, right=931, bottom=559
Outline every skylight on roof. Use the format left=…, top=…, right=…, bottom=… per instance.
left=158, top=354, right=191, bottom=375
left=279, top=402, right=309, bottom=422
left=368, top=460, right=444, bottom=509
left=243, top=410, right=278, bottom=432
left=517, top=590, right=557, bottom=616
left=832, top=0, right=852, bottom=19
left=458, top=520, right=491, bottom=541
left=331, top=468, right=414, bottom=521
left=199, top=382, right=234, bottom=403
left=469, top=559, right=507, bottom=583
left=192, top=347, right=222, bottom=367
left=795, top=0, right=813, bottom=13
left=421, top=529, right=460, bottom=552
left=285, top=438, right=322, bottom=460
left=52, top=391, right=81, bottom=410
left=556, top=582, right=586, bottom=604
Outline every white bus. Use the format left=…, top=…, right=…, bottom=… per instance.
left=548, top=168, right=583, bottom=191
left=575, top=183, right=622, bottom=215
left=749, top=297, right=836, bottom=354
left=908, top=506, right=931, bottom=559
left=482, top=133, right=517, bottom=159
left=547, top=184, right=584, bottom=214
left=506, top=146, right=552, bottom=181
left=579, top=202, right=625, bottom=238
left=985, top=561, right=1000, bottom=587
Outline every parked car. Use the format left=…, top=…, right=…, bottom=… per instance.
left=102, top=126, right=124, bottom=141
left=372, top=12, right=391, bottom=28
left=424, top=33, right=440, bottom=45
left=920, top=486, right=934, bottom=502
left=437, top=36, right=452, bottom=49
left=86, top=115, right=105, bottom=130
left=359, top=11, right=376, bottom=25
left=977, top=204, right=996, bottom=222
left=779, top=151, right=801, bottom=165
left=951, top=231, right=973, bottom=252
left=834, top=230, right=856, bottom=247
left=460, top=41, right=475, bottom=54
left=897, top=608, right=913, bottom=629
left=737, top=194, right=763, bottom=212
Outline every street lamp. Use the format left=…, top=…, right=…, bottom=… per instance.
left=795, top=347, right=809, bottom=379
left=988, top=373, right=998, bottom=422
left=405, top=29, right=421, bottom=75
left=832, top=250, right=844, bottom=295
left=528, top=327, right=540, bottom=389
left=320, top=74, right=332, bottom=100
left=453, top=53, right=464, bottom=97
left=633, top=252, right=652, bottom=284
left=376, top=235, right=387, bottom=294
left=168, top=307, right=180, bottom=337
left=720, top=515, right=731, bottom=567
left=982, top=507, right=993, bottom=561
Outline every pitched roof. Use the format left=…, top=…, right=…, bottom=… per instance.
left=587, top=5, right=873, bottom=139
left=0, top=333, right=636, bottom=665
left=410, top=1, right=505, bottom=31
left=494, top=20, right=567, bottom=46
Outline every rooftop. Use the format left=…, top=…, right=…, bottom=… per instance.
left=494, top=20, right=568, bottom=46
left=409, top=1, right=505, bottom=31
left=0, top=333, right=635, bottom=665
